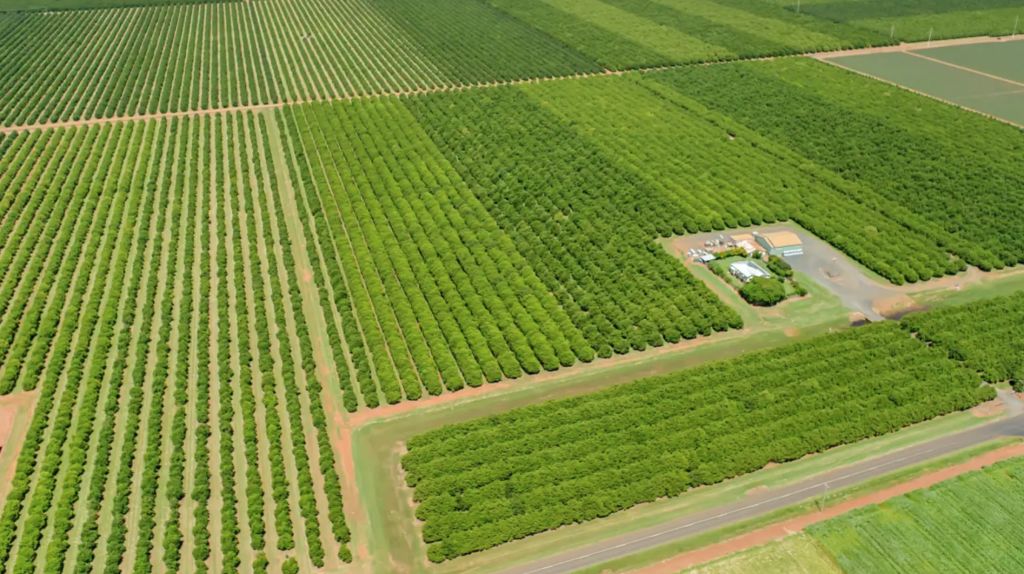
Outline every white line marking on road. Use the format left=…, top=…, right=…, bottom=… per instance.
left=516, top=428, right=992, bottom=574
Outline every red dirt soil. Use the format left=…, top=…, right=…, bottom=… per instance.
left=0, top=390, right=39, bottom=503
left=343, top=330, right=749, bottom=427
left=809, top=34, right=1024, bottom=59
left=0, top=390, right=37, bottom=450
left=327, top=406, right=372, bottom=571
left=630, top=443, right=1024, bottom=574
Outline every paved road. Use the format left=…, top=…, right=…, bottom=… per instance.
left=500, top=414, right=1024, bottom=574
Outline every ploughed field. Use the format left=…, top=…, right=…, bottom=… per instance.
left=826, top=40, right=1024, bottom=125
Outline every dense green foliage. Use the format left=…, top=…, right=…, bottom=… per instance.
left=778, top=0, right=1024, bottom=41
left=0, top=114, right=350, bottom=571
left=0, top=0, right=225, bottom=13
left=403, top=322, right=991, bottom=561
left=522, top=75, right=960, bottom=286
left=0, top=0, right=1015, bottom=127
left=489, top=0, right=884, bottom=68
left=372, top=0, right=599, bottom=81
left=275, top=66, right=1024, bottom=407
left=281, top=99, right=597, bottom=407
left=406, top=88, right=743, bottom=355
left=651, top=58, right=1024, bottom=278
left=809, top=455, right=1024, bottom=572
left=739, top=277, right=786, bottom=306
left=766, top=255, right=793, bottom=278
left=903, top=291, right=1024, bottom=389
left=0, top=0, right=599, bottom=127
left=281, top=87, right=748, bottom=407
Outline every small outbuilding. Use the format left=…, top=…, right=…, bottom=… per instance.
left=756, top=231, right=803, bottom=257
left=729, top=260, right=771, bottom=283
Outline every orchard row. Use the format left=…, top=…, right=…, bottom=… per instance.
left=0, top=0, right=597, bottom=127
left=903, top=291, right=1024, bottom=390
left=276, top=62, right=1024, bottom=408
left=0, top=0, right=1017, bottom=127
left=0, top=113, right=349, bottom=574
left=653, top=59, right=1024, bottom=279
left=403, top=321, right=994, bottom=561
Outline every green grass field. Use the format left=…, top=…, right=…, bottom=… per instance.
left=684, top=534, right=841, bottom=574
left=827, top=40, right=1024, bottom=125
left=809, top=455, right=1024, bottom=572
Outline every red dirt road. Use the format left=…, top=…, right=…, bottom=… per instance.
left=630, top=443, right=1024, bottom=574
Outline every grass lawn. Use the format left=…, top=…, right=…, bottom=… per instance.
left=683, top=533, right=841, bottom=574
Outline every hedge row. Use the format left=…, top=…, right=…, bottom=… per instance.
left=404, top=321, right=993, bottom=560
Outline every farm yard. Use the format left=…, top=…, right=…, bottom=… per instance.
left=0, top=1, right=1023, bottom=574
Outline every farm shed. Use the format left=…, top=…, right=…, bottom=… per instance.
left=729, top=233, right=760, bottom=255
left=729, top=260, right=771, bottom=283
left=756, top=231, right=803, bottom=257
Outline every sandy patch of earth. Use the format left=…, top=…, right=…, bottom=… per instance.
left=0, top=390, right=39, bottom=503
left=871, top=294, right=919, bottom=319
left=0, top=390, right=37, bottom=450
left=971, top=399, right=1005, bottom=418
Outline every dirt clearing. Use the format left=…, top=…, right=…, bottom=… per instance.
left=0, top=390, right=39, bottom=502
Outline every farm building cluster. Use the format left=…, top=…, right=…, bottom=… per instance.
left=688, top=230, right=803, bottom=283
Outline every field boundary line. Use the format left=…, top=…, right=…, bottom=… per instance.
left=809, top=34, right=1024, bottom=58
left=819, top=58, right=1024, bottom=130
left=3, top=35, right=1022, bottom=135
left=903, top=50, right=1024, bottom=89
